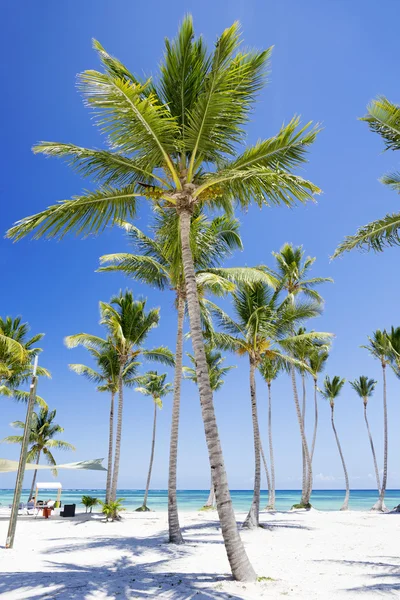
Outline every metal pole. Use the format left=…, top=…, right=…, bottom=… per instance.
left=5, top=356, right=38, bottom=549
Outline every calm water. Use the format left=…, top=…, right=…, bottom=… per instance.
left=1, top=489, right=399, bottom=512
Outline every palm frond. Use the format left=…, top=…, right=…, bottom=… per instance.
left=7, top=185, right=140, bottom=241
left=333, top=212, right=400, bottom=256
left=142, top=347, right=175, bottom=367
left=98, top=253, right=169, bottom=289
left=361, top=96, right=400, bottom=151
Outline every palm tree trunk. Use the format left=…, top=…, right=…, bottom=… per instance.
left=310, top=379, right=318, bottom=463
left=267, top=382, right=276, bottom=510
left=105, top=391, right=115, bottom=504
left=179, top=209, right=256, bottom=582
left=29, top=452, right=41, bottom=499
left=363, top=403, right=381, bottom=495
left=204, top=472, right=216, bottom=508
left=290, top=366, right=312, bottom=506
left=330, top=403, right=350, bottom=510
left=168, top=292, right=185, bottom=544
left=301, top=372, right=308, bottom=503
left=243, top=358, right=261, bottom=529
left=372, top=364, right=388, bottom=512
left=260, top=440, right=272, bottom=509
left=142, top=402, right=157, bottom=509
left=110, top=368, right=124, bottom=502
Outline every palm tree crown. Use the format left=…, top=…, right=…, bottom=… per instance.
left=184, top=345, right=235, bottom=392
left=135, top=371, right=173, bottom=407
left=334, top=97, right=400, bottom=255
left=320, top=375, right=346, bottom=406
left=7, top=17, right=320, bottom=243
left=2, top=407, right=75, bottom=471
left=350, top=376, right=377, bottom=404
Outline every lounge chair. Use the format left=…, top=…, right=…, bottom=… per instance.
left=60, top=504, right=76, bottom=517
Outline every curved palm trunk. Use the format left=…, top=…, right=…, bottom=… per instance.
left=363, top=402, right=381, bottom=497
left=179, top=209, right=256, bottom=582
left=140, top=402, right=157, bottom=510
left=301, top=372, right=308, bottom=502
left=330, top=403, right=350, bottom=510
left=110, top=369, right=124, bottom=502
left=203, top=472, right=216, bottom=508
left=105, top=391, right=115, bottom=504
left=290, top=366, right=312, bottom=506
left=260, top=441, right=272, bottom=509
left=310, top=379, right=318, bottom=463
left=29, top=452, right=41, bottom=499
left=372, top=364, right=388, bottom=512
left=243, top=358, right=261, bottom=529
left=168, top=294, right=185, bottom=543
left=267, top=382, right=276, bottom=510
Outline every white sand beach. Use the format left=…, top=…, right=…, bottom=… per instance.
left=0, top=508, right=399, bottom=599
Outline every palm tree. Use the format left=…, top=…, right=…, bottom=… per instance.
left=362, top=330, right=392, bottom=511
left=211, top=282, right=326, bottom=527
left=0, top=317, right=49, bottom=406
left=308, top=347, right=329, bottom=463
left=98, top=209, right=257, bottom=542
left=270, top=244, right=332, bottom=505
left=1, top=407, right=75, bottom=498
left=334, top=97, right=400, bottom=256
left=134, top=371, right=172, bottom=511
left=68, top=342, right=139, bottom=503
left=320, top=376, right=349, bottom=510
left=66, top=291, right=174, bottom=503
left=184, top=344, right=235, bottom=509
left=349, top=376, right=381, bottom=505
left=259, top=356, right=282, bottom=510
left=7, top=18, right=322, bottom=580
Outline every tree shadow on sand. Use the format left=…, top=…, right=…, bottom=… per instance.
left=0, top=557, right=251, bottom=600
left=315, top=557, right=400, bottom=595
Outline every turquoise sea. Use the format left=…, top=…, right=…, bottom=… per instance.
left=1, top=489, right=399, bottom=512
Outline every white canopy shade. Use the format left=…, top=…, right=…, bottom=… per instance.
left=35, top=482, right=62, bottom=490
left=0, top=458, right=107, bottom=473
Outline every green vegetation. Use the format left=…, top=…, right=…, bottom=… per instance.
left=99, top=498, right=126, bottom=521
left=81, top=496, right=99, bottom=513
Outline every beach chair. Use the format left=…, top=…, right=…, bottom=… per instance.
left=60, top=504, right=76, bottom=517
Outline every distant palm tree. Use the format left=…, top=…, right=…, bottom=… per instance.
left=259, top=356, right=282, bottom=510
left=184, top=344, right=235, bottom=509
left=308, top=347, right=329, bottom=463
left=349, top=376, right=381, bottom=506
left=0, top=316, right=49, bottom=407
left=66, top=291, right=174, bottom=502
left=98, top=209, right=262, bottom=543
left=362, top=330, right=392, bottom=511
left=7, top=17, right=322, bottom=581
left=320, top=376, right=349, bottom=510
left=212, top=282, right=326, bottom=527
left=334, top=97, right=400, bottom=256
left=68, top=342, right=139, bottom=502
left=2, top=407, right=75, bottom=498
left=270, top=244, right=332, bottom=506
left=134, top=371, right=172, bottom=511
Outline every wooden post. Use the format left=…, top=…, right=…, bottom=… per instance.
left=5, top=357, right=38, bottom=549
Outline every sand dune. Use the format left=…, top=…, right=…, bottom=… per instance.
left=0, top=508, right=399, bottom=599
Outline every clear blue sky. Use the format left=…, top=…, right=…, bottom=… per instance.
left=1, top=0, right=399, bottom=491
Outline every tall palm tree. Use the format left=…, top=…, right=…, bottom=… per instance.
left=270, top=244, right=332, bottom=505
left=66, top=291, right=174, bottom=503
left=98, top=209, right=257, bottom=542
left=134, top=371, right=172, bottom=511
left=320, top=376, right=349, bottom=510
left=258, top=356, right=281, bottom=510
left=308, top=347, right=329, bottom=463
left=68, top=342, right=139, bottom=502
left=1, top=407, right=75, bottom=497
left=334, top=97, right=400, bottom=256
left=362, top=330, right=392, bottom=511
left=184, top=344, right=235, bottom=509
left=349, top=376, right=381, bottom=505
left=211, top=282, right=326, bottom=528
left=7, top=18, right=322, bottom=580
left=0, top=317, right=49, bottom=406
